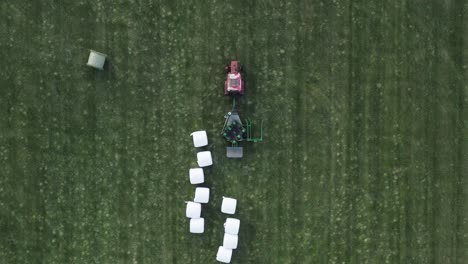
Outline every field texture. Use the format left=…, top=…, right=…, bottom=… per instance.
left=1, top=0, right=467, bottom=263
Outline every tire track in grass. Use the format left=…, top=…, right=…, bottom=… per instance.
left=129, top=2, right=166, bottom=263
left=337, top=2, right=354, bottom=262
left=402, top=2, right=424, bottom=262
left=114, top=4, right=136, bottom=263
left=245, top=4, right=282, bottom=261
left=142, top=3, right=173, bottom=262
left=449, top=1, right=468, bottom=261
left=428, top=2, right=466, bottom=262
left=339, top=1, right=367, bottom=262
left=392, top=2, right=410, bottom=263
left=389, top=2, right=405, bottom=262
left=261, top=4, right=293, bottom=263
left=123, top=2, right=162, bottom=262
left=325, top=0, right=354, bottom=262
left=1, top=34, right=33, bottom=263
left=282, top=3, right=311, bottom=261
left=38, top=3, right=81, bottom=262
left=322, top=1, right=339, bottom=260
left=393, top=2, right=413, bottom=263
left=170, top=2, right=203, bottom=262
left=154, top=3, right=179, bottom=262
left=427, top=3, right=444, bottom=262
left=2, top=2, right=51, bottom=263
left=370, top=3, right=384, bottom=261
left=101, top=3, right=128, bottom=262
left=157, top=24, right=173, bottom=264
left=383, top=4, right=408, bottom=262
left=93, top=3, right=123, bottom=262
left=65, top=0, right=111, bottom=261
left=400, top=3, right=415, bottom=260
left=286, top=1, right=308, bottom=262
left=352, top=1, right=386, bottom=261
left=420, top=3, right=456, bottom=262
left=359, top=6, right=383, bottom=262
left=140, top=2, right=167, bottom=263
left=426, top=3, right=444, bottom=258
left=351, top=2, right=386, bottom=262
left=363, top=2, right=402, bottom=262
left=89, top=2, right=124, bottom=262
left=281, top=2, right=305, bottom=262
left=404, top=2, right=437, bottom=262
left=302, top=1, right=351, bottom=263
left=378, top=2, right=403, bottom=263
left=293, top=2, right=315, bottom=262
left=304, top=3, right=331, bottom=262
left=244, top=15, right=267, bottom=264
left=3, top=3, right=34, bottom=262
left=447, top=2, right=466, bottom=261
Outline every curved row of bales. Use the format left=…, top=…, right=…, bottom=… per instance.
left=187, top=131, right=241, bottom=263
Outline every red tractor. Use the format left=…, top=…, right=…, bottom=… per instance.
left=224, top=61, right=245, bottom=96
left=221, top=61, right=262, bottom=158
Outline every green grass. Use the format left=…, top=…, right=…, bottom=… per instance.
left=0, top=0, right=467, bottom=263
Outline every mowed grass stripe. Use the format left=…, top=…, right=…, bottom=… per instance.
left=286, top=1, right=310, bottom=263
left=444, top=1, right=467, bottom=261
left=155, top=4, right=180, bottom=263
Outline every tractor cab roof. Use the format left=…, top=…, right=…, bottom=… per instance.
left=227, top=73, right=241, bottom=91
left=224, top=61, right=245, bottom=96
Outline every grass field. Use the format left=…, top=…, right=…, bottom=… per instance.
left=1, top=0, right=467, bottom=263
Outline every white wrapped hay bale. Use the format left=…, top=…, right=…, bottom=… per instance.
left=194, top=187, right=210, bottom=203
left=221, top=197, right=237, bottom=214
left=86, top=50, right=107, bottom=70
left=197, top=151, right=213, bottom=167
left=190, top=131, right=208, bottom=147
left=223, top=233, right=238, bottom=249
left=224, top=218, right=240, bottom=235
left=190, top=218, right=205, bottom=233
left=216, top=246, right=233, bottom=263
left=185, top=201, right=201, bottom=218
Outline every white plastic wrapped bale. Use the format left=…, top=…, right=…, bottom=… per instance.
left=185, top=201, right=201, bottom=218
left=224, top=218, right=240, bottom=235
left=221, top=197, right=237, bottom=214
left=189, top=168, right=204, bottom=184
left=216, top=246, right=233, bottom=263
left=86, top=50, right=107, bottom=70
left=197, top=151, right=213, bottom=167
left=190, top=131, right=208, bottom=147
left=190, top=218, right=204, bottom=233
left=223, top=233, right=238, bottom=249
left=194, top=187, right=210, bottom=203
